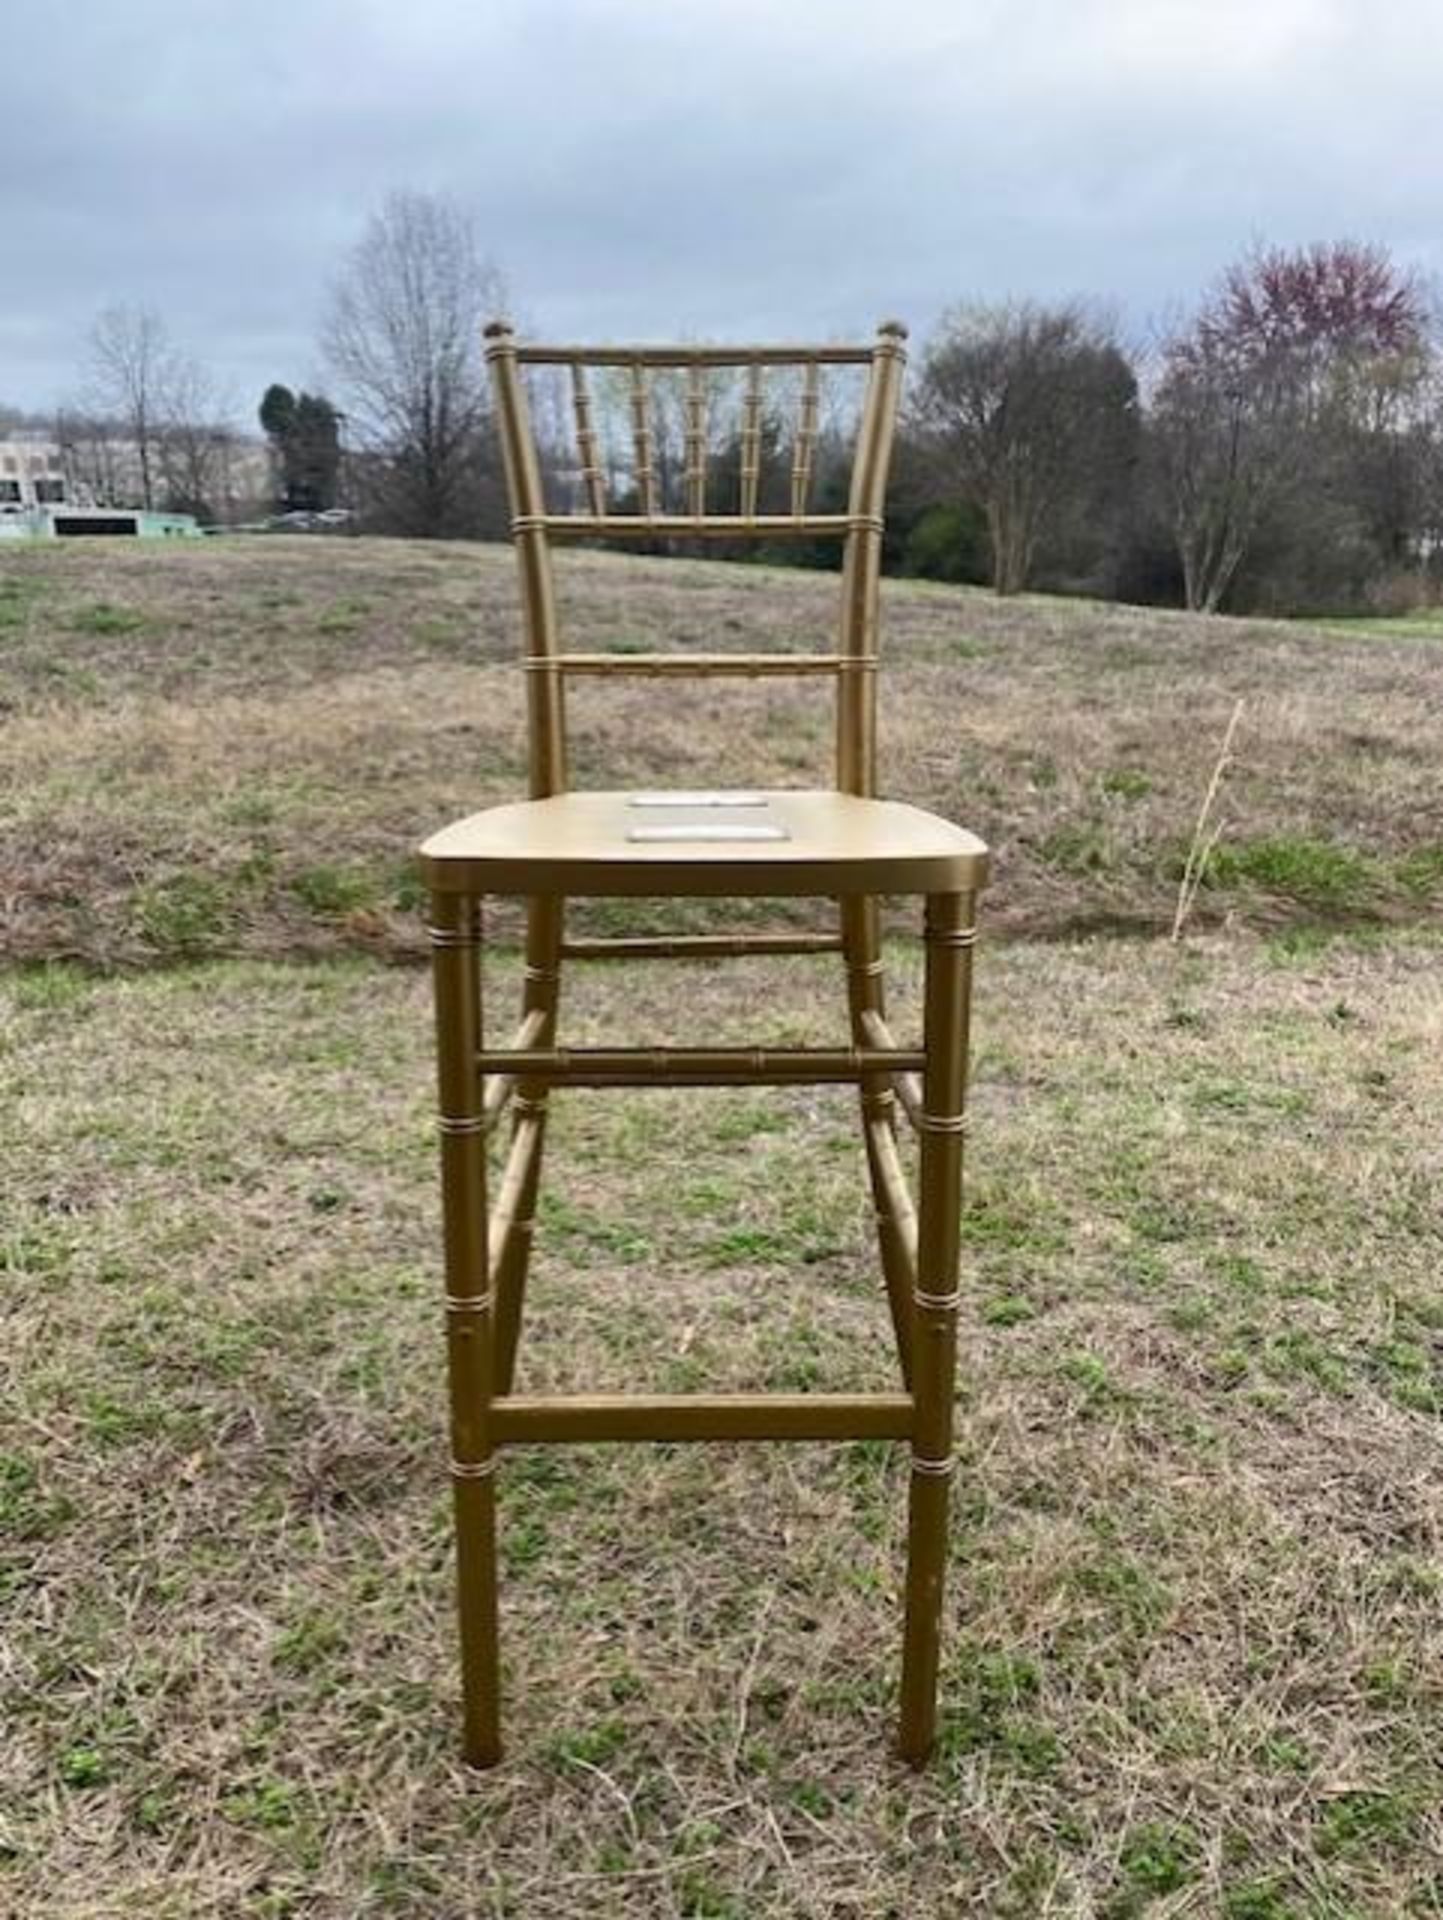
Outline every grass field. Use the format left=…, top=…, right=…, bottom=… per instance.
left=2, top=538, right=1441, bottom=1918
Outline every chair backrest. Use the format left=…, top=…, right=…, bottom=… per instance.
left=484, top=321, right=908, bottom=801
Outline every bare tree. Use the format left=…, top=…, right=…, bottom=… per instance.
left=86, top=305, right=178, bottom=509
left=70, top=309, right=234, bottom=519
left=156, top=357, right=233, bottom=520
left=322, top=191, right=505, bottom=536
left=912, top=302, right=1137, bottom=595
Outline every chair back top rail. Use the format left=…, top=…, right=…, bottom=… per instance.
left=528, top=513, right=868, bottom=538
left=507, top=341, right=887, bottom=366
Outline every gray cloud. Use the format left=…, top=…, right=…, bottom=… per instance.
left=4, top=0, right=1439, bottom=416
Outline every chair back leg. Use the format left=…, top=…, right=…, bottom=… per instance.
left=492, top=896, right=564, bottom=1392
left=841, top=895, right=914, bottom=1385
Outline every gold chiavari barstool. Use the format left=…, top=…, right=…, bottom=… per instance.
left=420, top=321, right=989, bottom=1767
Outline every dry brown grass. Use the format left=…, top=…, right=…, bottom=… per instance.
left=2, top=537, right=1441, bottom=1917
left=2, top=538, right=1441, bottom=966
left=3, top=933, right=1441, bottom=1918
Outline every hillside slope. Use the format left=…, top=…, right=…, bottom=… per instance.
left=2, top=538, right=1440, bottom=964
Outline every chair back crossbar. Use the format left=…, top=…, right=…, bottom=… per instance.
left=419, top=318, right=988, bottom=1772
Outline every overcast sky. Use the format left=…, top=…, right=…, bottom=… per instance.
left=4, top=0, right=1439, bottom=421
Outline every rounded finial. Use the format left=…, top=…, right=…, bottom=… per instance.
left=877, top=319, right=909, bottom=341
left=483, top=319, right=515, bottom=340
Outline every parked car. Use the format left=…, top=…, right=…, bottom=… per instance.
left=266, top=508, right=354, bottom=532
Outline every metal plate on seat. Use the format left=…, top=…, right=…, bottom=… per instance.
left=628, top=791, right=768, bottom=808
left=627, top=822, right=790, bottom=843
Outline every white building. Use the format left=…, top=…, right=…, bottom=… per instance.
left=0, top=431, right=205, bottom=539
left=0, top=427, right=273, bottom=528
left=0, top=435, right=70, bottom=513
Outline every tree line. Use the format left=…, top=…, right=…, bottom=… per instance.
left=12, top=191, right=1440, bottom=616
left=313, top=199, right=1442, bottom=616
left=907, top=242, right=1440, bottom=615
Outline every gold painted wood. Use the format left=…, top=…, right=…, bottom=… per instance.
left=421, top=789, right=988, bottom=900
left=860, top=1008, right=924, bottom=1130
left=843, top=896, right=914, bottom=1385
left=492, top=895, right=564, bottom=1391
left=473, top=1045, right=925, bottom=1084
left=898, top=890, right=977, bottom=1767
left=536, top=512, right=862, bottom=538
left=429, top=892, right=501, bottom=1767
left=865, top=1113, right=919, bottom=1274
left=488, top=1111, right=544, bottom=1392
left=865, top=1109, right=920, bottom=1388
left=491, top=1392, right=915, bottom=1444
left=629, top=363, right=659, bottom=517
left=417, top=318, right=989, bottom=1772
left=516, top=343, right=875, bottom=366
left=837, top=323, right=907, bottom=796
left=480, top=1008, right=549, bottom=1132
left=791, top=360, right=821, bottom=515
left=541, top=652, right=853, bottom=678
left=740, top=360, right=763, bottom=517
left=562, top=932, right=844, bottom=960
left=484, top=324, right=565, bottom=796
left=569, top=363, right=607, bottom=515
left=684, top=364, right=707, bottom=516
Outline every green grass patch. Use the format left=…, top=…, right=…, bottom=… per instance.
left=288, top=864, right=380, bottom=918
left=130, top=872, right=242, bottom=957
left=1316, top=1788, right=1417, bottom=1858
left=702, top=1218, right=844, bottom=1266
left=1309, top=610, right=1443, bottom=641
left=313, top=597, right=371, bottom=635
left=10, top=962, right=94, bottom=1012
left=544, top=1720, right=628, bottom=1769
left=1100, top=767, right=1152, bottom=800
left=1206, top=836, right=1375, bottom=910
left=961, top=1187, right=1065, bottom=1255
left=1038, top=822, right=1112, bottom=874
left=1110, top=1821, right=1200, bottom=1910
left=58, top=1745, right=111, bottom=1790
left=1396, top=842, right=1443, bottom=897
left=980, top=1293, right=1036, bottom=1327
left=0, top=574, right=46, bottom=627
left=68, top=601, right=148, bottom=636
left=938, top=1648, right=1059, bottom=1780
left=1071, top=1549, right=1172, bottom=1633
left=1222, top=1877, right=1296, bottom=1919
left=538, top=1190, right=652, bottom=1264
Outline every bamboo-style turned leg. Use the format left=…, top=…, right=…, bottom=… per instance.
left=493, top=895, right=563, bottom=1393
left=898, top=890, right=977, bottom=1766
left=841, top=895, right=912, bottom=1385
left=430, top=891, right=501, bottom=1768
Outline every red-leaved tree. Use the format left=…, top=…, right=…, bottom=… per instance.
left=1153, top=241, right=1429, bottom=611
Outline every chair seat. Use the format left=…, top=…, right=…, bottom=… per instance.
left=420, top=788, right=989, bottom=898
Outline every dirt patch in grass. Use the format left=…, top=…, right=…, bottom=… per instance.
left=2, top=539, right=1441, bottom=965
left=2, top=932, right=1440, bottom=1916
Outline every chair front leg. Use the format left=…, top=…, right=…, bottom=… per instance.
left=431, top=889, right=501, bottom=1767
left=898, top=888, right=977, bottom=1766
